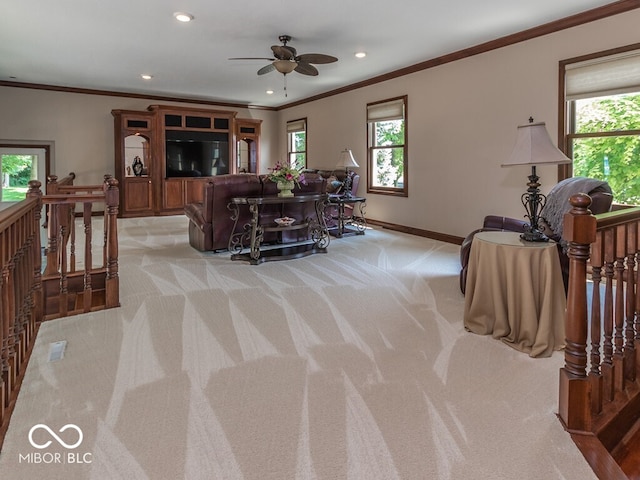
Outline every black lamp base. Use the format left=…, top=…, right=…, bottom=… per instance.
left=519, top=165, right=550, bottom=243
left=341, top=168, right=353, bottom=197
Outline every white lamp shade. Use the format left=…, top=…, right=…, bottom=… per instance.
left=336, top=149, right=359, bottom=169
left=502, top=122, right=571, bottom=167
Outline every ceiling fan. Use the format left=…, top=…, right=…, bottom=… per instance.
left=229, top=35, right=338, bottom=95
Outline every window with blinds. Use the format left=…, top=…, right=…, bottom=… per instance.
left=565, top=49, right=640, bottom=100
left=562, top=45, right=640, bottom=205
left=366, top=96, right=408, bottom=196
left=287, top=118, right=307, bottom=169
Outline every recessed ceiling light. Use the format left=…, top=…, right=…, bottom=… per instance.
left=266, top=90, right=274, bottom=95
left=355, top=52, right=367, bottom=59
left=174, top=12, right=194, bottom=22
left=141, top=74, right=153, bottom=80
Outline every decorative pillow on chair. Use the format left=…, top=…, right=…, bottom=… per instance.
left=326, top=175, right=343, bottom=194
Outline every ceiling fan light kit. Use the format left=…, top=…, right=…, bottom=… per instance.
left=273, top=60, right=297, bottom=74
left=230, top=34, right=337, bottom=96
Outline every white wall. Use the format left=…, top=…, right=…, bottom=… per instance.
left=278, top=9, right=640, bottom=238
left=1, top=9, right=639, bottom=239
left=0, top=89, right=279, bottom=185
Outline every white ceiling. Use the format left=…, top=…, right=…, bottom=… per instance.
left=0, top=0, right=620, bottom=108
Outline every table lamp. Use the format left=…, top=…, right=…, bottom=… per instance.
left=501, top=117, right=571, bottom=242
left=336, top=148, right=359, bottom=197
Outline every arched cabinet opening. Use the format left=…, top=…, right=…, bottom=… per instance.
left=237, top=138, right=257, bottom=173
left=235, top=119, right=262, bottom=174
left=112, top=110, right=155, bottom=216
left=125, top=134, right=150, bottom=177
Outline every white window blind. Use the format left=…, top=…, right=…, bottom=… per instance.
left=286, top=119, right=306, bottom=132
left=566, top=49, right=640, bottom=100
left=367, top=98, right=405, bottom=122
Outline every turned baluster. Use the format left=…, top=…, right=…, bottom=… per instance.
left=104, top=177, right=119, bottom=309
left=83, top=202, right=93, bottom=312
left=613, top=225, right=626, bottom=392
left=589, top=232, right=604, bottom=413
left=624, top=223, right=637, bottom=382
left=26, top=181, right=43, bottom=337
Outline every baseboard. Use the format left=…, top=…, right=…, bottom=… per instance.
left=366, top=218, right=464, bottom=245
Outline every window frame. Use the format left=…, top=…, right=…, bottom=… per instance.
left=366, top=95, right=408, bottom=197
left=559, top=42, right=640, bottom=181
left=286, top=117, right=307, bottom=169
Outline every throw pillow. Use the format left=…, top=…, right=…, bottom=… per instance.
left=326, top=175, right=343, bottom=194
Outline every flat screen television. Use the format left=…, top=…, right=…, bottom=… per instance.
left=165, top=130, right=229, bottom=178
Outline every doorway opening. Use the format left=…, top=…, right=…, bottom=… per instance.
left=0, top=153, right=38, bottom=201
left=0, top=145, right=50, bottom=203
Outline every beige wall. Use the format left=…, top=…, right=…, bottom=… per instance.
left=0, top=89, right=278, bottom=185
left=1, top=9, right=639, bottom=239
left=278, top=9, right=640, bottom=238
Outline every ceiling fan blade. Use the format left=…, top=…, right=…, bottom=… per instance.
left=257, top=64, right=276, bottom=75
left=294, top=62, right=319, bottom=76
left=271, top=45, right=296, bottom=60
left=229, top=57, right=275, bottom=61
left=296, top=53, right=338, bottom=64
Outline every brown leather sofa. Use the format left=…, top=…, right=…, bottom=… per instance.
left=185, top=174, right=262, bottom=252
left=459, top=180, right=613, bottom=294
left=184, top=173, right=326, bottom=252
left=305, top=169, right=360, bottom=196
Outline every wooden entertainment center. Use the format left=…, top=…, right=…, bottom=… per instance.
left=112, top=105, right=261, bottom=217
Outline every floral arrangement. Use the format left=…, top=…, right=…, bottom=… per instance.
left=267, top=160, right=306, bottom=187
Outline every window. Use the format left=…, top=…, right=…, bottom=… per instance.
left=562, top=47, right=640, bottom=205
left=287, top=118, right=307, bottom=169
left=367, top=96, right=407, bottom=196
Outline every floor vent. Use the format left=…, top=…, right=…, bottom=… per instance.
left=48, top=340, right=67, bottom=362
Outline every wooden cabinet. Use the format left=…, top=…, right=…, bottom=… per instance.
left=162, top=179, right=185, bottom=210
left=113, top=105, right=260, bottom=218
left=124, top=178, right=153, bottom=212
left=149, top=105, right=236, bottom=214
left=185, top=178, right=207, bottom=204
left=112, top=110, right=155, bottom=217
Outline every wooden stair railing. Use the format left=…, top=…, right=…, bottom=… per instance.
left=0, top=183, right=43, bottom=450
left=46, top=171, right=76, bottom=191
left=0, top=176, right=120, bottom=451
left=42, top=175, right=120, bottom=319
left=43, top=171, right=75, bottom=230
left=560, top=193, right=640, bottom=479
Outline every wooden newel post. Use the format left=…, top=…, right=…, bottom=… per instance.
left=26, top=181, right=43, bottom=333
left=104, top=177, right=120, bottom=309
left=559, top=193, right=597, bottom=432
left=46, top=175, right=58, bottom=194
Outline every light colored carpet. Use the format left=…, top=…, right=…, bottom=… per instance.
left=0, top=216, right=596, bottom=479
